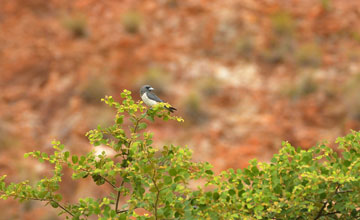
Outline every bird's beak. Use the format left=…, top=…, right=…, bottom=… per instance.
left=149, top=87, right=154, bottom=91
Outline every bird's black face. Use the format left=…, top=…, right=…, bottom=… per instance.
left=145, top=85, right=154, bottom=91
left=140, top=85, right=154, bottom=96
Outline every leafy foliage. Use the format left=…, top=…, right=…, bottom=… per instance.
left=1, top=90, right=360, bottom=219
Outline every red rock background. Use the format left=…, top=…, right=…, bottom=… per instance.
left=1, top=0, right=360, bottom=219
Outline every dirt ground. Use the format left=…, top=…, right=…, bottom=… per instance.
left=1, top=0, right=360, bottom=218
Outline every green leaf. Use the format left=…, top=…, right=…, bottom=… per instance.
left=92, top=174, right=105, bottom=185
left=163, top=176, right=172, bottom=185
left=174, top=176, right=182, bottom=183
left=343, top=160, right=351, bottom=167
left=320, top=192, right=326, bottom=200
left=237, top=182, right=243, bottom=190
left=228, top=189, right=236, bottom=196
left=146, top=115, right=155, bottom=122
left=72, top=155, right=78, bottom=164
left=251, top=166, right=259, bottom=176
left=238, top=190, right=245, bottom=197
left=205, top=170, right=214, bottom=175
left=169, top=168, right=177, bottom=176
left=243, top=178, right=251, bottom=185
left=138, top=122, right=147, bottom=130
left=64, top=151, right=70, bottom=160
left=54, top=194, right=62, bottom=202
left=213, top=192, right=220, bottom=201
left=255, top=205, right=264, bottom=212
left=117, top=115, right=124, bottom=124
left=119, top=213, right=127, bottom=220
left=244, top=168, right=252, bottom=177
left=343, top=152, right=351, bottom=160
left=302, top=153, right=312, bottom=163
left=274, top=184, right=282, bottom=194
left=50, top=201, right=59, bottom=208
left=149, top=186, right=157, bottom=193
left=38, top=191, right=48, bottom=199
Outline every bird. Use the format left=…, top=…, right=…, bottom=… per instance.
left=140, top=85, right=176, bottom=113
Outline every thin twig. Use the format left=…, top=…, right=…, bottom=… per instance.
left=154, top=189, right=160, bottom=220
left=336, top=190, right=353, bottom=194
left=315, top=185, right=342, bottom=220
left=127, top=116, right=144, bottom=148
left=115, top=190, right=121, bottom=212
left=81, top=168, right=117, bottom=189
left=114, top=113, right=146, bottom=214
left=324, top=211, right=340, bottom=216
left=115, top=180, right=125, bottom=213
left=314, top=202, right=328, bottom=220
left=102, top=177, right=117, bottom=189
left=115, top=114, right=145, bottom=214
left=151, top=169, right=160, bottom=220
left=51, top=199, right=75, bottom=217
left=4, top=193, right=75, bottom=217
left=59, top=161, right=116, bottom=190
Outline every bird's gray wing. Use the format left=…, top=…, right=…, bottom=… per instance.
left=147, top=91, right=164, bottom=103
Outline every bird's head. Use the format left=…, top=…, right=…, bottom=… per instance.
left=140, top=85, right=154, bottom=95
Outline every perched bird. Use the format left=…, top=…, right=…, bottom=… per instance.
left=140, top=85, right=177, bottom=112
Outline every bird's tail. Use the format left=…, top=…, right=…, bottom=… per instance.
left=165, top=106, right=177, bottom=113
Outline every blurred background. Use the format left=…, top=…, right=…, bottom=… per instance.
left=1, top=0, right=360, bottom=219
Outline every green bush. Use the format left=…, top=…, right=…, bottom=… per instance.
left=281, top=73, right=318, bottom=100
left=122, top=11, right=143, bottom=34
left=61, top=13, right=88, bottom=38
left=296, top=43, right=322, bottom=67
left=79, top=74, right=109, bottom=104
left=1, top=90, right=360, bottom=219
left=271, top=11, right=295, bottom=37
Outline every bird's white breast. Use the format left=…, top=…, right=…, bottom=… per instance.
left=141, top=93, right=158, bottom=106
